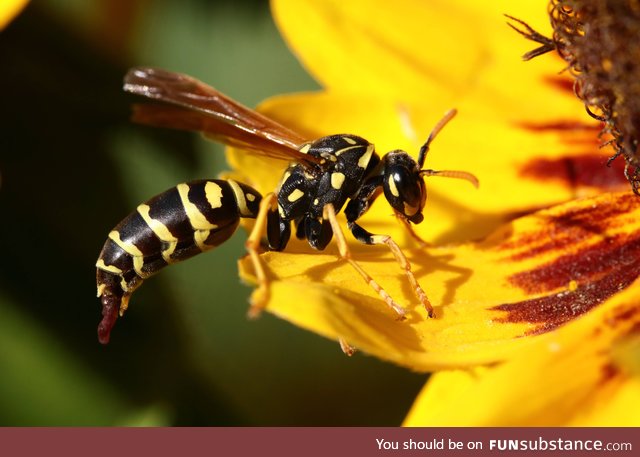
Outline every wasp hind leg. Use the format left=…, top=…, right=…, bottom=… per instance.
left=322, top=203, right=407, bottom=319
left=245, top=192, right=280, bottom=319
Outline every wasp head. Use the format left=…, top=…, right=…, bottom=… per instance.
left=382, top=151, right=427, bottom=224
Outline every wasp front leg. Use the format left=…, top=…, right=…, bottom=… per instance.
left=322, top=203, right=407, bottom=319
left=351, top=223, right=434, bottom=317
left=344, top=184, right=434, bottom=318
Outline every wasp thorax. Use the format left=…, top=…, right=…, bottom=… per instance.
left=382, top=151, right=427, bottom=224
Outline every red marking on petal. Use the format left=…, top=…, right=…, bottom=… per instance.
left=519, top=153, right=628, bottom=190
left=544, top=75, right=574, bottom=94
left=493, top=194, right=640, bottom=333
left=605, top=306, right=640, bottom=334
left=516, top=116, right=629, bottom=190
left=598, top=311, right=640, bottom=385
left=501, top=193, right=640, bottom=261
left=518, top=120, right=599, bottom=132
left=600, top=363, right=621, bottom=383
left=494, top=253, right=638, bottom=334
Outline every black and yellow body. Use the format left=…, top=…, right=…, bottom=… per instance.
left=96, top=67, right=478, bottom=345
left=96, top=179, right=261, bottom=344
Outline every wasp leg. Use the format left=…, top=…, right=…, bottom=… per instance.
left=245, top=192, right=278, bottom=319
left=348, top=219, right=434, bottom=318
left=374, top=234, right=434, bottom=317
left=323, top=203, right=407, bottom=319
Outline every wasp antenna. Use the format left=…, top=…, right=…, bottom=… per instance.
left=417, top=109, right=457, bottom=168
left=421, top=169, right=479, bottom=188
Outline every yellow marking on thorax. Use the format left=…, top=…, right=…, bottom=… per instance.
left=177, top=183, right=218, bottom=230
left=387, top=175, right=400, bottom=197
left=357, top=144, right=374, bottom=168
left=334, top=144, right=362, bottom=156
left=343, top=136, right=357, bottom=145
left=287, top=188, right=305, bottom=202
left=276, top=170, right=292, bottom=193
left=331, top=172, right=346, bottom=190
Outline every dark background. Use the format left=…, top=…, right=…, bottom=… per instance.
left=0, top=0, right=425, bottom=425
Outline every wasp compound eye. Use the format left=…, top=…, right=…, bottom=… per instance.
left=382, top=153, right=426, bottom=222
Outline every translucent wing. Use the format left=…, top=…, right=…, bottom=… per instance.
left=124, top=67, right=318, bottom=165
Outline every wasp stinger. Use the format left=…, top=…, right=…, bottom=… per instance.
left=96, top=67, right=478, bottom=344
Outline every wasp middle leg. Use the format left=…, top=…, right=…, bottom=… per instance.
left=244, top=192, right=279, bottom=319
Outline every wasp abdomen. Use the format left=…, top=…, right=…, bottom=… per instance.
left=96, top=178, right=262, bottom=344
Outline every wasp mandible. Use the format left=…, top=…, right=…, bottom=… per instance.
left=96, top=67, right=478, bottom=344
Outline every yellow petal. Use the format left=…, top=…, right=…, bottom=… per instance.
left=403, top=284, right=640, bottom=426
left=239, top=192, right=640, bottom=370
left=272, top=0, right=556, bottom=101
left=0, top=0, right=28, bottom=30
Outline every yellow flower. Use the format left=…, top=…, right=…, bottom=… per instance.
left=404, top=280, right=640, bottom=426
left=229, top=0, right=640, bottom=425
left=0, top=0, right=28, bottom=30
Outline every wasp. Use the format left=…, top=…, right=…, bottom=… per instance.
left=96, top=67, right=478, bottom=344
